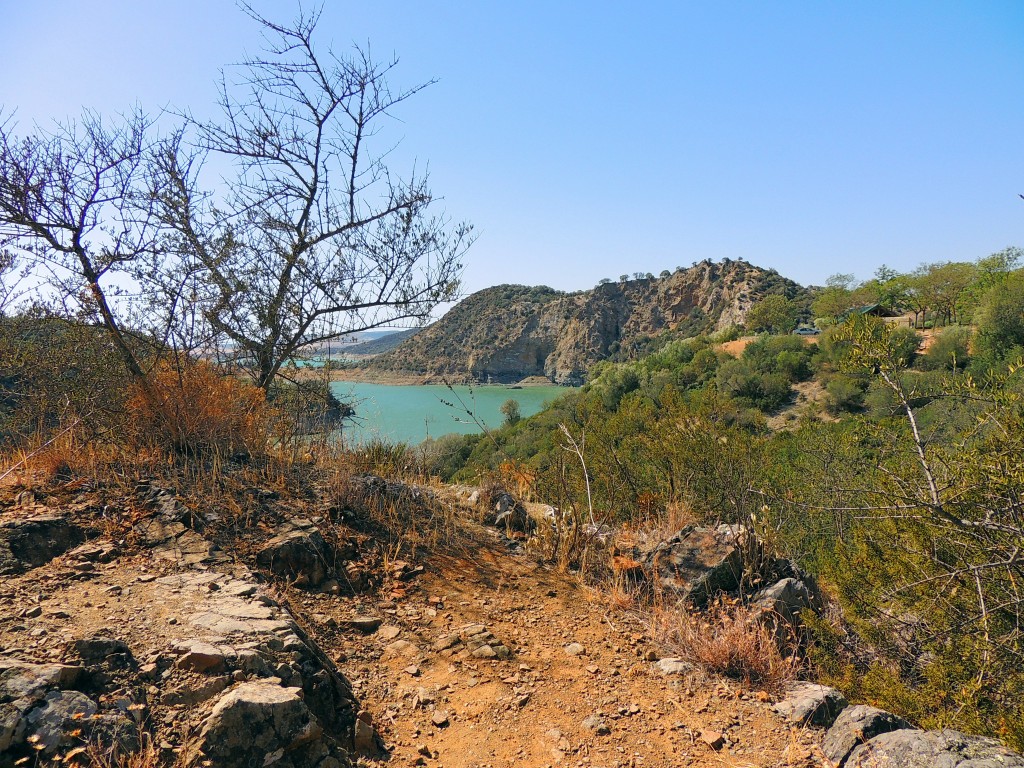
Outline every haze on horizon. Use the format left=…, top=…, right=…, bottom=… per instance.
left=2, top=1, right=1021, bottom=306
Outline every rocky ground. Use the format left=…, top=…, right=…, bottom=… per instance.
left=2, top=471, right=1021, bottom=768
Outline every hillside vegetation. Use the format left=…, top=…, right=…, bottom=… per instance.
left=416, top=248, right=1024, bottom=748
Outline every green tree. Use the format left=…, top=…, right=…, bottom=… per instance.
left=812, top=286, right=855, bottom=325
left=805, top=315, right=1024, bottom=744
left=745, top=294, right=798, bottom=334
left=975, top=271, right=1024, bottom=361
left=500, top=398, right=521, bottom=426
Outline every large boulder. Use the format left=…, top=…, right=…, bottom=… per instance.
left=0, top=701, right=24, bottom=752
left=200, top=683, right=332, bottom=768
left=69, top=635, right=136, bottom=670
left=0, top=660, right=83, bottom=753
left=752, top=576, right=821, bottom=625
left=257, top=529, right=332, bottom=587
left=0, top=516, right=86, bottom=575
left=822, top=705, right=912, bottom=767
left=846, top=728, right=1024, bottom=768
left=639, top=525, right=749, bottom=606
left=0, top=659, right=81, bottom=703
left=772, top=682, right=847, bottom=727
left=23, top=690, right=97, bottom=755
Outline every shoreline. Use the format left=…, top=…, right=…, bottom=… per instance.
left=297, top=366, right=566, bottom=388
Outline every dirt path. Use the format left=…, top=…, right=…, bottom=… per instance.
left=293, top=531, right=823, bottom=767
left=0, top=493, right=825, bottom=767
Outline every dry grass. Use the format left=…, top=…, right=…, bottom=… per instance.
left=126, top=360, right=273, bottom=456
left=84, top=729, right=201, bottom=768
left=323, top=466, right=473, bottom=557
left=652, top=600, right=798, bottom=693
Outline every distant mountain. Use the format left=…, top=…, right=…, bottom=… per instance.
left=343, top=328, right=421, bottom=356
left=368, top=259, right=810, bottom=385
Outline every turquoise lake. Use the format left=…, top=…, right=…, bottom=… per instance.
left=329, top=382, right=571, bottom=445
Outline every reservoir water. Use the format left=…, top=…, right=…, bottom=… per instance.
left=329, top=381, right=571, bottom=445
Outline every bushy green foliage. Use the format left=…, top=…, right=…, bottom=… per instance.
left=741, top=334, right=815, bottom=381
left=975, top=271, right=1024, bottom=363
left=745, top=294, right=798, bottom=334
left=919, top=326, right=972, bottom=371
left=500, top=397, right=521, bottom=425
left=449, top=313, right=1024, bottom=747
left=825, top=374, right=867, bottom=413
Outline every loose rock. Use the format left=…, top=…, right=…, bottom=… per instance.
left=822, top=705, right=912, bottom=767
left=772, top=681, right=848, bottom=727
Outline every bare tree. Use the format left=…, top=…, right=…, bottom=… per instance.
left=0, top=248, right=20, bottom=312
left=156, top=6, right=472, bottom=391
left=0, top=109, right=164, bottom=396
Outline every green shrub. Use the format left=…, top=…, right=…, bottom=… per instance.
left=919, top=327, right=971, bottom=371
left=825, top=375, right=866, bottom=413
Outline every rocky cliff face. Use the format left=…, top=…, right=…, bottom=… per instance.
left=371, top=259, right=807, bottom=385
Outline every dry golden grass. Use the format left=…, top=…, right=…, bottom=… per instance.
left=126, top=361, right=273, bottom=456
left=652, top=600, right=798, bottom=693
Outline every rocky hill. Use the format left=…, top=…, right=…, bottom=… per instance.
left=369, top=259, right=808, bottom=384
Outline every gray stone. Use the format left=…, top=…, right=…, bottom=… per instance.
left=70, top=635, right=135, bottom=667
left=639, top=525, right=749, bottom=606
left=752, top=577, right=821, bottom=625
left=432, top=633, right=461, bottom=653
left=24, top=690, right=98, bottom=754
left=582, top=715, right=610, bottom=735
left=822, top=705, right=912, bottom=767
left=654, top=658, right=692, bottom=676
left=345, top=616, right=382, bottom=633
left=236, top=649, right=271, bottom=677
left=483, top=491, right=534, bottom=534
left=256, top=530, right=332, bottom=587
left=0, top=659, right=81, bottom=703
left=564, top=643, right=586, bottom=657
left=0, top=701, right=27, bottom=751
left=200, top=683, right=324, bottom=768
left=846, top=728, right=1024, bottom=768
left=772, top=682, right=847, bottom=727
left=0, top=516, right=87, bottom=575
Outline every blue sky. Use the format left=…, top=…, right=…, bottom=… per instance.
left=2, top=1, right=1022, bottom=299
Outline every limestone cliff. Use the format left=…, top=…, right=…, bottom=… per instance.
left=370, top=259, right=807, bottom=384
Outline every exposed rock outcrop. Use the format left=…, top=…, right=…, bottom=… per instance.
left=639, top=524, right=749, bottom=606
left=370, top=259, right=809, bottom=384
left=846, top=727, right=1024, bottom=768
left=0, top=516, right=86, bottom=575
left=772, top=681, right=848, bottom=727
left=822, top=705, right=912, bottom=767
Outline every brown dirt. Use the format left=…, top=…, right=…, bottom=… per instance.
left=718, top=335, right=820, bottom=359
left=306, top=538, right=826, bottom=767
left=0, top=481, right=828, bottom=768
